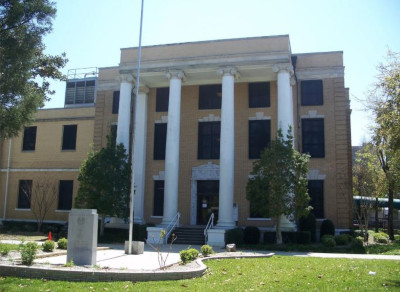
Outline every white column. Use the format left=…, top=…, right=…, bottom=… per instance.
left=162, top=70, right=185, bottom=225
left=273, top=64, right=296, bottom=231
left=132, top=85, right=149, bottom=224
left=273, top=64, right=294, bottom=136
left=217, top=67, right=238, bottom=228
left=116, top=74, right=133, bottom=152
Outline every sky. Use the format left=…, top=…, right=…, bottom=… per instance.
left=42, top=0, right=400, bottom=146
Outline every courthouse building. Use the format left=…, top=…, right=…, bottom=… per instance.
left=0, top=35, right=353, bottom=240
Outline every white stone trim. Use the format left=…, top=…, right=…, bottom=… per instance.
left=301, top=110, right=324, bottom=119
left=308, top=169, right=326, bottom=180
left=153, top=171, right=165, bottom=180
left=247, top=218, right=272, bottom=221
left=198, top=114, right=221, bottom=122
left=155, top=116, right=168, bottom=123
left=248, top=112, right=271, bottom=120
left=296, top=67, right=344, bottom=79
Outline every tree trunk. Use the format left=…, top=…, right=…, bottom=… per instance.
left=388, top=188, right=394, bottom=240
left=375, top=197, right=379, bottom=233
left=37, top=221, right=42, bottom=233
left=100, top=214, right=106, bottom=237
left=276, top=216, right=283, bottom=244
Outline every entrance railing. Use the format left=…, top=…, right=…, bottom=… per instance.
left=204, top=213, right=215, bottom=244
left=164, top=212, right=181, bottom=244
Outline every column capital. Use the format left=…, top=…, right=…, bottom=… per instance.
left=117, top=73, right=134, bottom=83
left=138, top=85, right=149, bottom=94
left=272, top=64, right=294, bottom=75
left=217, top=66, right=240, bottom=79
left=166, top=70, right=186, bottom=81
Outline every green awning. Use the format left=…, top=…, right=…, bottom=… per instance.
left=353, top=196, right=400, bottom=209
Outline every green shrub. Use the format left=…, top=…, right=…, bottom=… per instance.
left=351, top=237, right=364, bottom=249
left=19, top=242, right=38, bottom=265
left=225, top=228, right=244, bottom=246
left=299, top=213, right=317, bottom=242
left=320, top=219, right=335, bottom=239
left=42, top=240, right=55, bottom=252
left=334, top=234, right=350, bottom=246
left=200, top=245, right=214, bottom=256
left=373, top=232, right=389, bottom=244
left=57, top=238, right=68, bottom=250
left=296, top=231, right=311, bottom=244
left=263, top=232, right=276, bottom=244
left=354, top=230, right=369, bottom=241
left=321, top=235, right=336, bottom=247
left=243, top=226, right=260, bottom=244
left=0, top=245, right=10, bottom=256
left=282, top=232, right=297, bottom=244
left=179, top=248, right=199, bottom=264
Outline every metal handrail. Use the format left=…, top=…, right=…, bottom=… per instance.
left=204, top=213, right=215, bottom=244
left=164, top=212, right=181, bottom=244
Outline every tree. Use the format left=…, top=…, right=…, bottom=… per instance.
left=21, top=178, right=58, bottom=232
left=74, top=137, right=131, bottom=236
left=246, top=129, right=311, bottom=244
left=369, top=50, right=400, bottom=240
left=0, top=0, right=67, bottom=138
left=353, top=143, right=387, bottom=238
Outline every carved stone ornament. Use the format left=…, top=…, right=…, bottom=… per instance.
left=217, top=66, right=240, bottom=79
left=117, top=74, right=134, bottom=83
left=272, top=63, right=294, bottom=75
left=166, top=70, right=186, bottom=80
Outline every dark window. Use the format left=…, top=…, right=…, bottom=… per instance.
left=22, top=126, right=37, bottom=151
left=153, top=180, right=164, bottom=216
left=199, top=85, right=222, bottom=109
left=302, top=119, right=325, bottom=158
left=58, top=180, right=73, bottom=210
left=308, top=180, right=324, bottom=218
left=198, top=122, right=220, bottom=159
left=249, top=120, right=271, bottom=159
left=62, top=125, right=77, bottom=150
left=112, top=91, right=120, bottom=114
left=249, top=82, right=270, bottom=108
left=153, top=123, right=167, bottom=160
left=156, top=87, right=169, bottom=112
left=301, top=80, right=323, bottom=105
left=18, top=180, right=32, bottom=209
left=110, top=124, right=117, bottom=147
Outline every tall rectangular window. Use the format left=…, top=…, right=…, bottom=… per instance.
left=249, top=82, right=270, bottom=108
left=62, top=125, right=77, bottom=150
left=308, top=180, right=324, bottom=219
left=199, top=85, right=222, bottom=109
left=302, top=119, right=325, bottom=158
left=156, top=87, right=169, bottom=112
left=22, top=126, right=37, bottom=151
left=110, top=124, right=117, bottom=147
left=18, top=180, right=32, bottom=209
left=301, top=80, right=323, bottom=105
left=198, top=121, right=220, bottom=159
left=153, top=123, right=167, bottom=160
left=58, top=180, right=73, bottom=210
left=153, top=180, right=164, bottom=216
left=112, top=91, right=120, bottom=114
left=249, top=120, right=271, bottom=159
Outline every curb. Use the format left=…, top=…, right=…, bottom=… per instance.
left=0, top=253, right=274, bottom=282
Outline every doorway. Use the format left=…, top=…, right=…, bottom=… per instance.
left=197, top=180, right=219, bottom=225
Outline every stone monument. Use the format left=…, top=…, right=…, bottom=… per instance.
left=67, top=209, right=98, bottom=266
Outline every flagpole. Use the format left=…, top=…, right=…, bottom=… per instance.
left=128, top=0, right=144, bottom=255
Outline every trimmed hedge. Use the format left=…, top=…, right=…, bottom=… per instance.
left=243, top=226, right=260, bottom=244
left=321, top=235, right=336, bottom=247
left=226, top=228, right=244, bottom=245
left=180, top=248, right=199, bottom=264
left=320, top=219, right=335, bottom=239
left=262, top=231, right=311, bottom=244
left=298, top=213, right=317, bottom=242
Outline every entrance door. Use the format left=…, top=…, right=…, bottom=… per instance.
left=197, top=180, right=219, bottom=225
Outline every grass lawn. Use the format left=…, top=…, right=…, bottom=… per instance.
left=0, top=257, right=399, bottom=291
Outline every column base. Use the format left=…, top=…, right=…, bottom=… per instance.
left=216, top=220, right=236, bottom=229
left=207, top=229, right=227, bottom=248
left=134, top=217, right=145, bottom=225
